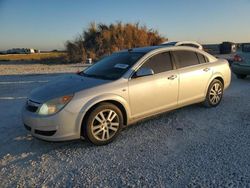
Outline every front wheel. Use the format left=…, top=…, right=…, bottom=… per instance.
left=83, top=103, right=123, bottom=145
left=203, top=79, right=224, bottom=107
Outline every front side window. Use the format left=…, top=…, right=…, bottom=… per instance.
left=172, top=50, right=199, bottom=68
left=139, top=52, right=173, bottom=74
left=82, top=52, right=145, bottom=80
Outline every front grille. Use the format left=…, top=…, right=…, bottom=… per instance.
left=35, top=129, right=56, bottom=136
left=26, top=100, right=40, bottom=112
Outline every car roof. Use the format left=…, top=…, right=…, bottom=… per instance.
left=118, top=45, right=165, bottom=53
left=160, top=41, right=178, bottom=46
left=161, top=41, right=203, bottom=49
left=119, top=45, right=217, bottom=63
left=119, top=41, right=204, bottom=54
left=119, top=44, right=196, bottom=53
left=127, top=46, right=165, bottom=53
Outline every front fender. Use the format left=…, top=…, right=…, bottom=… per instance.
left=75, top=94, right=131, bottom=134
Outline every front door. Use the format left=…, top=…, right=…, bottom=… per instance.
left=128, top=52, right=179, bottom=119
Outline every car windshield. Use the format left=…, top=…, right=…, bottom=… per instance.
left=81, top=52, right=145, bottom=80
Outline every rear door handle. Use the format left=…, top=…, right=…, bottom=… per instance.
left=203, top=68, right=210, bottom=72
left=168, top=75, right=177, bottom=80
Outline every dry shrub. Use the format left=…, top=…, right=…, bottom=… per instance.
left=66, top=22, right=167, bottom=63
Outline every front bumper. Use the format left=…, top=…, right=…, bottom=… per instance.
left=22, top=106, right=81, bottom=141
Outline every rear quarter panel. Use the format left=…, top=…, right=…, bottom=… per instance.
left=209, top=59, right=231, bottom=90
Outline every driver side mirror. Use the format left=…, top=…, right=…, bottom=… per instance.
left=135, top=67, right=154, bottom=78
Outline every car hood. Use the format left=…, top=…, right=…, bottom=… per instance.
left=29, top=74, right=111, bottom=103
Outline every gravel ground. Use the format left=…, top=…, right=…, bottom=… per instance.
left=0, top=72, right=250, bottom=187
left=0, top=61, right=87, bottom=75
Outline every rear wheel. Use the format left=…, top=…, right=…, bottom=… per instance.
left=83, top=103, right=123, bottom=145
left=236, top=74, right=247, bottom=79
left=203, top=79, right=224, bottom=107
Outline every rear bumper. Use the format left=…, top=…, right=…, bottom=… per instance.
left=22, top=107, right=81, bottom=141
left=231, top=63, right=250, bottom=75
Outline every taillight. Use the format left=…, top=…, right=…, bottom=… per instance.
left=233, top=54, right=243, bottom=62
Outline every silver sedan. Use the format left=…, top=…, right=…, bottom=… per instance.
left=22, top=46, right=231, bottom=145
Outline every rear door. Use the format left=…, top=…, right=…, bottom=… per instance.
left=128, top=52, right=179, bottom=118
left=172, top=50, right=212, bottom=105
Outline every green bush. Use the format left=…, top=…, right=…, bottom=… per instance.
left=65, top=22, right=167, bottom=63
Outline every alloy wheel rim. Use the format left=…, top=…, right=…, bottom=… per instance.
left=91, top=109, right=119, bottom=141
left=209, top=83, right=222, bottom=105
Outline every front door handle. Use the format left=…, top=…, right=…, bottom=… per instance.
left=168, top=75, right=177, bottom=80
left=203, top=68, right=210, bottom=72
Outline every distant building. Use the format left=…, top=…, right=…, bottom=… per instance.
left=219, top=42, right=237, bottom=54
left=6, top=48, right=39, bottom=54
left=34, top=49, right=40, bottom=53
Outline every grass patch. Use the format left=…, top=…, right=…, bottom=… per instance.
left=0, top=52, right=67, bottom=61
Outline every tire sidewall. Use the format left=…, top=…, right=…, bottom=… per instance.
left=83, top=103, right=123, bottom=145
left=206, top=79, right=224, bottom=107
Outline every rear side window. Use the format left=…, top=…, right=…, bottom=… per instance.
left=140, top=52, right=173, bottom=74
left=196, top=53, right=208, bottom=64
left=172, top=50, right=199, bottom=68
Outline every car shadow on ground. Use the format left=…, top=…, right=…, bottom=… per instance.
left=1, top=95, right=241, bottom=171
left=0, top=130, right=91, bottom=168
left=0, top=103, right=203, bottom=165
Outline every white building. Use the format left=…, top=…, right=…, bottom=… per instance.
left=6, top=48, right=37, bottom=54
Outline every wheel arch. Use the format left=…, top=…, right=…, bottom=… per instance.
left=203, top=75, right=225, bottom=107
left=77, top=95, right=130, bottom=136
left=213, top=76, right=224, bottom=86
left=205, top=74, right=225, bottom=96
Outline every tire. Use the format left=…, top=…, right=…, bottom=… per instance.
left=203, top=79, right=224, bottom=108
left=82, top=103, right=123, bottom=145
left=236, top=74, right=247, bottom=79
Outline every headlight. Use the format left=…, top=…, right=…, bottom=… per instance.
left=38, top=95, right=73, bottom=115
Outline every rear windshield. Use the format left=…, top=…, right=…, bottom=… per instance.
left=82, top=52, right=145, bottom=80
left=242, top=44, right=250, bottom=52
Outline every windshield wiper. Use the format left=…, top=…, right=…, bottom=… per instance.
left=81, top=72, right=113, bottom=80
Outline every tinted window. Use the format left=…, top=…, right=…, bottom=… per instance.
left=173, top=51, right=199, bottom=68
left=242, top=44, right=250, bottom=52
left=83, top=52, right=144, bottom=80
left=140, top=52, right=173, bottom=74
left=196, top=53, right=208, bottom=64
